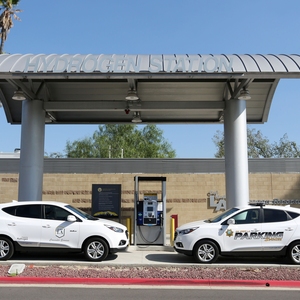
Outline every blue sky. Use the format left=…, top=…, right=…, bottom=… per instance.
left=1, top=0, right=300, bottom=157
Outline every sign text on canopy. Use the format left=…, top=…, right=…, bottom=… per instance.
left=23, top=55, right=234, bottom=73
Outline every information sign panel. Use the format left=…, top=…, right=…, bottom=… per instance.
left=92, top=184, right=121, bottom=219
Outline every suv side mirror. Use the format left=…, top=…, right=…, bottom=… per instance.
left=67, top=215, right=77, bottom=222
left=227, top=218, right=235, bottom=225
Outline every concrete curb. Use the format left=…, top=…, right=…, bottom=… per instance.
left=0, top=277, right=300, bottom=287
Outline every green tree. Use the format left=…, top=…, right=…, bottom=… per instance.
left=0, top=0, right=21, bottom=54
left=246, top=128, right=273, bottom=158
left=212, top=130, right=225, bottom=158
left=272, top=134, right=300, bottom=158
left=213, top=128, right=300, bottom=158
left=45, top=152, right=66, bottom=158
left=64, top=124, right=176, bottom=158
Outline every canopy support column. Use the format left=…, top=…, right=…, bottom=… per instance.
left=18, top=99, right=45, bottom=201
left=224, top=99, right=249, bottom=208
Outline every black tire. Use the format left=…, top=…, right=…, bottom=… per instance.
left=83, top=237, right=109, bottom=262
left=288, top=241, right=300, bottom=264
left=0, top=237, right=14, bottom=261
left=193, top=240, right=219, bottom=263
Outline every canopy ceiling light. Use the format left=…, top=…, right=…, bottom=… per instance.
left=238, top=88, right=251, bottom=100
left=12, top=88, right=26, bottom=101
left=125, top=89, right=139, bottom=101
left=131, top=111, right=142, bottom=123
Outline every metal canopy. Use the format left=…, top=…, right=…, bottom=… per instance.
left=0, top=54, right=300, bottom=125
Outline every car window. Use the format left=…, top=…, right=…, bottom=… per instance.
left=3, top=204, right=42, bottom=219
left=207, top=207, right=239, bottom=223
left=66, top=205, right=98, bottom=220
left=44, top=205, right=71, bottom=221
left=263, top=209, right=289, bottom=223
left=2, top=206, right=16, bottom=216
left=286, top=211, right=300, bottom=219
left=230, top=209, right=260, bottom=224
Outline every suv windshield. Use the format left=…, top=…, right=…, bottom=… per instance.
left=66, top=205, right=98, bottom=220
left=206, top=207, right=239, bottom=223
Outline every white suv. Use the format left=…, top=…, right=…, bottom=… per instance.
left=174, top=203, right=300, bottom=264
left=0, top=201, right=129, bottom=261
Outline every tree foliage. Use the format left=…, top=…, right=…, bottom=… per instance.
left=0, top=0, right=22, bottom=54
left=272, top=134, right=300, bottom=158
left=213, top=128, right=300, bottom=158
left=64, top=124, right=176, bottom=158
left=212, top=130, right=225, bottom=158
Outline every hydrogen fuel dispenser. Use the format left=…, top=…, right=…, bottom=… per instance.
left=134, top=176, right=166, bottom=245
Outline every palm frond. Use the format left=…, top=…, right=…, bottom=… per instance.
left=13, top=14, right=21, bottom=21
left=0, top=0, right=21, bottom=53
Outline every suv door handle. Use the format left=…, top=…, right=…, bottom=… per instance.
left=285, top=227, right=293, bottom=231
left=7, top=222, right=16, bottom=226
left=42, top=225, right=51, bottom=228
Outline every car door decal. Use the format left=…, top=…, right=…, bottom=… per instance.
left=232, top=231, right=284, bottom=241
left=55, top=227, right=65, bottom=238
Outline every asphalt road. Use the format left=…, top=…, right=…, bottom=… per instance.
left=0, top=286, right=300, bottom=300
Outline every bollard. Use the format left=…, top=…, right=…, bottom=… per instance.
left=170, top=214, right=178, bottom=229
left=170, top=217, right=175, bottom=246
left=126, top=217, right=132, bottom=245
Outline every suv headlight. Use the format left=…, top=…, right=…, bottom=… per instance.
left=104, top=224, right=124, bottom=233
left=178, top=227, right=199, bottom=235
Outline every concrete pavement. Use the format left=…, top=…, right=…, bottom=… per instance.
left=0, top=245, right=190, bottom=267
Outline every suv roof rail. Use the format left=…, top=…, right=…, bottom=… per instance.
left=249, top=202, right=266, bottom=207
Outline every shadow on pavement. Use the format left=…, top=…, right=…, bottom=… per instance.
left=10, top=251, right=119, bottom=262
left=11, top=252, right=86, bottom=261
left=145, top=253, right=291, bottom=265
left=8, top=250, right=291, bottom=266
left=145, top=253, right=195, bottom=264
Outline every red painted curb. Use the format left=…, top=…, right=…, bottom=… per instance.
left=0, top=277, right=300, bottom=287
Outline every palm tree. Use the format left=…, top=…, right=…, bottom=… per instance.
left=0, top=0, right=21, bottom=54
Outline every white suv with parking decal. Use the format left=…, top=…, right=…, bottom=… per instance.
left=0, top=201, right=129, bottom=261
left=174, top=203, right=300, bottom=264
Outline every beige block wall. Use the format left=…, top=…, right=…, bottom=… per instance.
left=1, top=172, right=300, bottom=234
left=0, top=175, right=19, bottom=201
left=248, top=173, right=300, bottom=201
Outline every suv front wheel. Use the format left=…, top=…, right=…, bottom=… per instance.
left=0, top=236, right=14, bottom=261
left=193, top=240, right=219, bottom=263
left=83, top=237, right=109, bottom=261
